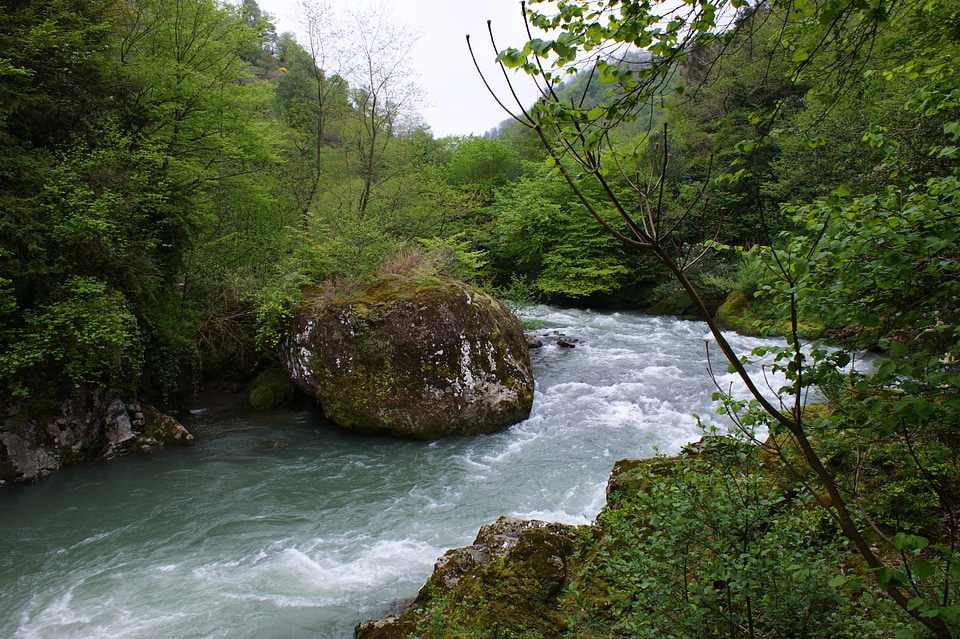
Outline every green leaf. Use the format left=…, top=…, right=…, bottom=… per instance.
left=911, top=558, right=936, bottom=579
left=893, top=533, right=929, bottom=551
left=940, top=605, right=960, bottom=621
left=829, top=575, right=849, bottom=587
left=908, top=596, right=927, bottom=611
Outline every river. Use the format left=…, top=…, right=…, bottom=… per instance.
left=0, top=306, right=789, bottom=639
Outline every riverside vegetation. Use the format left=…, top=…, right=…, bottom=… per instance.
left=359, top=432, right=929, bottom=639
left=1, top=0, right=959, bottom=636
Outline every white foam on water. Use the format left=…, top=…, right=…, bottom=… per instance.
left=12, top=570, right=198, bottom=639
left=451, top=452, right=490, bottom=470
left=478, top=430, right=539, bottom=464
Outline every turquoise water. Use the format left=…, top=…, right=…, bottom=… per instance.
left=0, top=308, right=786, bottom=638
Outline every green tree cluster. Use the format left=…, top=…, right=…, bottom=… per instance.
left=1, top=0, right=286, bottom=401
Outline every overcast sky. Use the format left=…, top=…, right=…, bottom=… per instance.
left=254, top=0, right=543, bottom=138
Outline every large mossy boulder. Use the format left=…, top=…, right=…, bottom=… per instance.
left=280, top=275, right=534, bottom=439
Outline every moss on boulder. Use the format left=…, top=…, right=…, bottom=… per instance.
left=713, top=289, right=759, bottom=335
left=247, top=368, right=295, bottom=410
left=356, top=517, right=575, bottom=639
left=714, top=289, right=824, bottom=338
left=137, top=404, right=194, bottom=448
left=280, top=275, right=534, bottom=439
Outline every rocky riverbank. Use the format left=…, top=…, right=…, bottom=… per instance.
left=354, top=435, right=908, bottom=639
left=0, top=386, right=193, bottom=484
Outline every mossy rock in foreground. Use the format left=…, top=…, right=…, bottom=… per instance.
left=356, top=517, right=576, bottom=639
left=356, top=436, right=919, bottom=639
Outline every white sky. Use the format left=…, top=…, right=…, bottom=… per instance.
left=254, top=0, right=544, bottom=138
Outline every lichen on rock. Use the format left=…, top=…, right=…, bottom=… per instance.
left=280, top=275, right=534, bottom=439
left=136, top=404, right=195, bottom=450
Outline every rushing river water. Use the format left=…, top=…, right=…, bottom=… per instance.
left=0, top=307, right=789, bottom=639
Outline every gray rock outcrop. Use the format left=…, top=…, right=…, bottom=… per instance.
left=1, top=387, right=193, bottom=484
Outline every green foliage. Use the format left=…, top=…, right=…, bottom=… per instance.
left=492, top=0, right=960, bottom=636
left=574, top=436, right=869, bottom=639
left=490, top=274, right=544, bottom=320
left=734, top=136, right=960, bottom=630
left=0, top=276, right=142, bottom=397
left=0, top=0, right=116, bottom=147
left=699, top=248, right=772, bottom=297
left=396, top=435, right=915, bottom=638
left=651, top=246, right=758, bottom=313
left=0, top=0, right=289, bottom=401
left=247, top=367, right=294, bottom=410
left=413, top=236, right=488, bottom=282
left=440, top=136, right=523, bottom=199
left=486, top=173, right=630, bottom=298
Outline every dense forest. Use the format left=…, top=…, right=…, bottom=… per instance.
left=2, top=0, right=959, bottom=636
left=0, top=0, right=516, bottom=407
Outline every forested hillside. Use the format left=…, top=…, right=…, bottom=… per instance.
left=2, top=0, right=960, bottom=635
left=0, top=0, right=484, bottom=406
left=3, top=0, right=957, bottom=398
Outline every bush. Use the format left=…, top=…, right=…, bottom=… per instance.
left=247, top=368, right=294, bottom=410
left=0, top=276, right=142, bottom=398
left=565, top=434, right=910, bottom=638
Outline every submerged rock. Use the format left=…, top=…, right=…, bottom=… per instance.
left=526, top=330, right=580, bottom=350
left=281, top=275, right=534, bottom=439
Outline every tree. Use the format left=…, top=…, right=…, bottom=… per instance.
left=0, top=0, right=288, bottom=401
left=277, top=4, right=350, bottom=224
left=338, top=5, right=422, bottom=219
left=440, top=136, right=523, bottom=203
left=287, top=0, right=424, bottom=276
left=487, top=171, right=631, bottom=297
left=0, top=0, right=148, bottom=399
left=474, top=0, right=960, bottom=636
